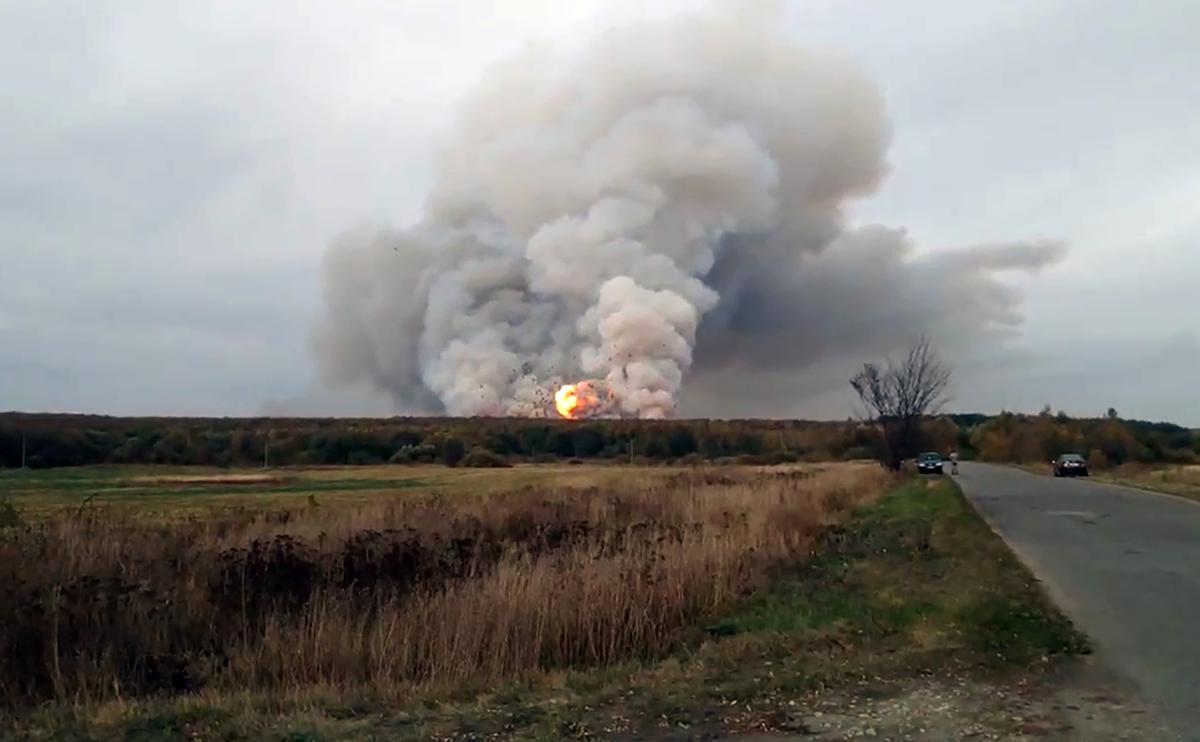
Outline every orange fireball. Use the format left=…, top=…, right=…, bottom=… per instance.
left=555, top=381, right=603, bottom=419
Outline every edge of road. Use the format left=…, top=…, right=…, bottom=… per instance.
left=998, top=462, right=1200, bottom=509
left=952, top=464, right=1189, bottom=740
left=949, top=469, right=1090, bottom=627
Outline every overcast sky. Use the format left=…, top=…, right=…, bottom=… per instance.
left=2, top=0, right=1198, bottom=423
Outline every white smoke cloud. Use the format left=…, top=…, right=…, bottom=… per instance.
left=311, top=6, right=1063, bottom=418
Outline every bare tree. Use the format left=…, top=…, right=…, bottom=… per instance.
left=850, top=337, right=951, bottom=470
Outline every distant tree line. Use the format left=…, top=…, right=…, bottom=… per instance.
left=962, top=407, right=1198, bottom=469
left=0, top=409, right=1193, bottom=471
left=0, top=413, right=878, bottom=470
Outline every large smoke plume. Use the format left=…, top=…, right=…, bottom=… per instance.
left=312, top=6, right=1063, bottom=419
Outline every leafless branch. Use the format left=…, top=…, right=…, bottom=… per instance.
left=849, top=337, right=951, bottom=469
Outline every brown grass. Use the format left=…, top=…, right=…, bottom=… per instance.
left=3, top=463, right=717, bottom=516
left=1013, top=461, right=1200, bottom=503
left=0, top=463, right=889, bottom=711
left=121, top=474, right=287, bottom=486
left=1094, top=463, right=1200, bottom=502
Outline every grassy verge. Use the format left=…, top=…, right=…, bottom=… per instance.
left=5, top=476, right=1085, bottom=741
left=1010, top=461, right=1200, bottom=503
left=1091, top=465, right=1200, bottom=502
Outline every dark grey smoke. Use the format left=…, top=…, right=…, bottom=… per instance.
left=311, top=6, right=1063, bottom=418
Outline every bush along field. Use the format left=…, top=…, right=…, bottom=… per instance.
left=0, top=464, right=1094, bottom=741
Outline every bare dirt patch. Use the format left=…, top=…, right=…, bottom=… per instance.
left=734, top=661, right=1171, bottom=741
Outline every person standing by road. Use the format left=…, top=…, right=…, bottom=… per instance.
left=949, top=449, right=959, bottom=475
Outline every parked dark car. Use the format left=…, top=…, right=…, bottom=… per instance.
left=1053, top=453, right=1089, bottom=477
left=917, top=452, right=944, bottom=474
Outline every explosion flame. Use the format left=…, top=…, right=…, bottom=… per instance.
left=555, top=381, right=604, bottom=419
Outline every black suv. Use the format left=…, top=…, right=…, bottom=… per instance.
left=1053, top=453, right=1089, bottom=477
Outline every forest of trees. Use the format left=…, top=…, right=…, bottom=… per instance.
left=962, top=407, right=1198, bottom=469
left=0, top=410, right=1195, bottom=470
left=0, top=413, right=875, bottom=469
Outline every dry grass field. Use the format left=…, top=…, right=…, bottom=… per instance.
left=0, top=463, right=721, bottom=515
left=0, top=463, right=1097, bottom=740
left=1097, top=463, right=1200, bottom=502
left=0, top=464, right=885, bottom=706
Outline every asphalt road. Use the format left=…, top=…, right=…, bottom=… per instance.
left=957, top=463, right=1200, bottom=740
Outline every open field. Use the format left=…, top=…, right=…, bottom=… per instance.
left=0, top=462, right=1129, bottom=740
left=1, top=463, right=884, bottom=724
left=0, top=463, right=753, bottom=516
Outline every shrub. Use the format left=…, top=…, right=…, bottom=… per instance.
left=347, top=450, right=383, bottom=466
left=0, top=497, right=22, bottom=529
left=1087, top=449, right=1109, bottom=471
left=763, top=451, right=800, bottom=465
left=667, top=426, right=698, bottom=457
left=388, top=444, right=438, bottom=464
left=841, top=445, right=877, bottom=461
left=460, top=449, right=511, bottom=468
left=441, top=438, right=467, bottom=467
left=677, top=452, right=704, bottom=467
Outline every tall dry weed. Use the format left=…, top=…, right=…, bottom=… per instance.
left=0, top=464, right=888, bottom=707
